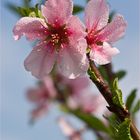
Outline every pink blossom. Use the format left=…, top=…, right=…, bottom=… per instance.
left=26, top=76, right=57, bottom=120
left=67, top=93, right=107, bottom=116
left=13, top=0, right=88, bottom=79
left=58, top=117, right=84, bottom=140
left=57, top=74, right=90, bottom=95
left=85, top=0, right=127, bottom=65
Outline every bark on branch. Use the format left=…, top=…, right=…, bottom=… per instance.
left=87, top=54, right=140, bottom=140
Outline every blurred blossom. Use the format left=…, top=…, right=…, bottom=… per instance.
left=26, top=70, right=108, bottom=123
left=26, top=73, right=91, bottom=121
left=13, top=0, right=88, bottom=79
left=85, top=0, right=127, bottom=65
left=67, top=93, right=108, bottom=117
left=57, top=74, right=90, bottom=95
left=26, top=76, right=57, bottom=121
left=58, top=117, right=85, bottom=140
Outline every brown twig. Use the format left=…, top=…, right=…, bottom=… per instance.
left=87, top=54, right=140, bottom=140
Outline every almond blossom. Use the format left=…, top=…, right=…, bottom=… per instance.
left=26, top=76, right=57, bottom=121
left=13, top=0, right=88, bottom=79
left=85, top=0, right=127, bottom=65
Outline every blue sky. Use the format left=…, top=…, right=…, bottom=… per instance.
left=0, top=0, right=140, bottom=140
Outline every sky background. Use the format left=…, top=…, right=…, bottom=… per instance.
left=0, top=0, right=140, bottom=140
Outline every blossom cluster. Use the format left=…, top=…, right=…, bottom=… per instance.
left=11, top=0, right=140, bottom=140
left=26, top=73, right=108, bottom=139
left=26, top=73, right=107, bottom=120
left=13, top=0, right=127, bottom=80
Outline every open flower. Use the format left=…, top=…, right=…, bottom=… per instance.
left=85, top=0, right=127, bottom=65
left=26, top=76, right=57, bottom=121
left=13, top=0, right=88, bottom=79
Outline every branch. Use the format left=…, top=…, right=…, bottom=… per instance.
left=87, top=54, right=140, bottom=140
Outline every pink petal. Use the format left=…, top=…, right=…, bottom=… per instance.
left=31, top=104, right=48, bottom=121
left=67, top=16, right=87, bottom=44
left=58, top=117, right=84, bottom=140
left=98, top=14, right=127, bottom=43
left=80, top=94, right=98, bottom=113
left=67, top=97, right=79, bottom=110
left=58, top=117, right=75, bottom=136
left=57, top=39, right=88, bottom=79
left=24, top=42, right=56, bottom=79
left=26, top=88, right=45, bottom=103
left=41, top=0, right=73, bottom=25
left=43, top=76, right=57, bottom=98
left=13, top=17, right=47, bottom=41
left=66, top=77, right=90, bottom=94
left=90, top=42, right=120, bottom=65
left=71, top=134, right=82, bottom=140
left=81, top=94, right=107, bottom=115
left=59, top=75, right=89, bottom=94
left=91, top=95, right=108, bottom=117
left=85, top=0, right=109, bottom=31
left=68, top=92, right=107, bottom=115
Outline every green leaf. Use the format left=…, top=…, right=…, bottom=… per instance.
left=98, top=66, right=109, bottom=83
left=6, top=3, right=20, bottom=16
left=112, top=78, right=124, bottom=108
left=126, top=89, right=137, bottom=111
left=105, top=114, right=119, bottom=130
left=6, top=0, right=42, bottom=18
left=23, top=0, right=31, bottom=7
left=132, top=99, right=140, bottom=115
left=88, top=68, right=98, bottom=81
left=6, top=0, right=31, bottom=16
left=15, top=4, right=42, bottom=18
left=17, top=7, right=29, bottom=16
left=29, top=11, right=36, bottom=17
left=105, top=115, right=133, bottom=140
left=114, top=119, right=133, bottom=140
left=71, top=110, right=110, bottom=133
left=73, top=5, right=84, bottom=14
left=115, top=70, right=127, bottom=81
left=108, top=11, right=116, bottom=23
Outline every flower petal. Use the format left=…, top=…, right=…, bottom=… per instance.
left=98, top=14, right=127, bottom=43
left=57, top=39, right=89, bottom=79
left=66, top=77, right=89, bottom=94
left=85, top=0, right=109, bottom=31
left=26, top=87, right=46, bottom=103
left=90, top=42, right=120, bottom=65
left=67, top=97, right=79, bottom=110
left=81, top=94, right=107, bottom=115
left=67, top=16, right=87, bottom=45
left=41, top=0, right=73, bottom=25
left=31, top=104, right=48, bottom=121
left=13, top=17, right=47, bottom=41
left=43, top=76, right=57, bottom=98
left=58, top=117, right=75, bottom=136
left=24, top=42, right=56, bottom=79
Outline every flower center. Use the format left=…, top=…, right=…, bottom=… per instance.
left=46, top=24, right=70, bottom=51
left=86, top=29, right=102, bottom=46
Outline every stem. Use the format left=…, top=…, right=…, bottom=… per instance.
left=130, top=122, right=140, bottom=140
left=87, top=54, right=140, bottom=140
